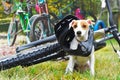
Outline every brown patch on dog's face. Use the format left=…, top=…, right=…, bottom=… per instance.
left=70, top=20, right=90, bottom=41
left=71, top=20, right=89, bottom=30
left=79, top=21, right=89, bottom=30
left=71, top=20, right=77, bottom=29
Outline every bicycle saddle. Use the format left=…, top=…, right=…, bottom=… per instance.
left=54, top=15, right=94, bottom=57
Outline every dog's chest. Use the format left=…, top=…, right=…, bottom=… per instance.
left=73, top=56, right=90, bottom=65
left=70, top=38, right=79, bottom=50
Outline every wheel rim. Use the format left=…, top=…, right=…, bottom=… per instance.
left=34, top=20, right=43, bottom=40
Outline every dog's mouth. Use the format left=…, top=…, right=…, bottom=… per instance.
left=77, top=34, right=81, bottom=37
left=76, top=36, right=85, bottom=42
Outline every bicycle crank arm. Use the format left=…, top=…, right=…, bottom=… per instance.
left=16, top=35, right=57, bottom=53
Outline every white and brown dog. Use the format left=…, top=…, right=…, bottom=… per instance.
left=65, top=20, right=95, bottom=76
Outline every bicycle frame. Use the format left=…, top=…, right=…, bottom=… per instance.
left=14, top=1, right=30, bottom=33
left=35, top=0, right=49, bottom=15
left=18, top=11, right=30, bottom=32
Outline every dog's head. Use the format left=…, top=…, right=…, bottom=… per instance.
left=69, top=20, right=92, bottom=41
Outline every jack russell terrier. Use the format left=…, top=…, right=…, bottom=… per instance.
left=65, top=20, right=95, bottom=76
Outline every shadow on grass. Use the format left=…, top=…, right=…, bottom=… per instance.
left=0, top=35, right=7, bottom=39
left=0, top=23, right=9, bottom=32
left=0, top=24, right=8, bottom=39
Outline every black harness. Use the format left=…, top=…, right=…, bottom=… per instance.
left=55, top=15, right=94, bottom=57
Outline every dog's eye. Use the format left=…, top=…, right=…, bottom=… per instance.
left=73, top=25, right=77, bottom=28
left=82, top=25, right=87, bottom=29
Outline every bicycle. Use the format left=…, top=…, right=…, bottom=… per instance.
left=29, top=0, right=54, bottom=41
left=0, top=0, right=119, bottom=71
left=6, top=0, right=37, bottom=46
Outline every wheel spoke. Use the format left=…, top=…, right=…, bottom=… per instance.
left=34, top=21, right=43, bottom=40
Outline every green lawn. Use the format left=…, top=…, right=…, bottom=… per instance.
left=0, top=44, right=120, bottom=80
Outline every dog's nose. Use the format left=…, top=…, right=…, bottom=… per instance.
left=77, top=31, right=81, bottom=35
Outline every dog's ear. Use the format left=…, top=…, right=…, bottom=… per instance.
left=69, top=20, right=77, bottom=29
left=86, top=19, right=94, bottom=25
left=87, top=19, right=92, bottom=25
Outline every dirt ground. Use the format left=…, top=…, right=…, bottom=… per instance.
left=0, top=32, right=26, bottom=58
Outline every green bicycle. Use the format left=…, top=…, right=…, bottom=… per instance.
left=6, top=0, right=37, bottom=46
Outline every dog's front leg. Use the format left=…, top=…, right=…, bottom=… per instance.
left=89, top=46, right=95, bottom=76
left=65, top=56, right=75, bottom=74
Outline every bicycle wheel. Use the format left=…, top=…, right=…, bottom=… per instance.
left=7, top=17, right=18, bottom=46
left=30, top=15, right=45, bottom=41
left=26, top=15, right=39, bottom=43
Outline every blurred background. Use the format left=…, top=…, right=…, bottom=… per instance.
left=0, top=0, right=120, bottom=31
left=0, top=0, right=120, bottom=80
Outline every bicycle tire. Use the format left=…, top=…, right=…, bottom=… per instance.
left=0, top=43, right=61, bottom=70
left=30, top=15, right=44, bottom=41
left=26, top=15, right=39, bottom=43
left=7, top=17, right=18, bottom=46
left=21, top=50, right=66, bottom=67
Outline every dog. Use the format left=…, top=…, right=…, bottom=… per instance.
left=65, top=20, right=95, bottom=76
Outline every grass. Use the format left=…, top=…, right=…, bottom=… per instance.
left=0, top=43, right=120, bottom=80
left=0, top=31, right=120, bottom=80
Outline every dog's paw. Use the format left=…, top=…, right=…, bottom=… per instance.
left=65, top=70, right=72, bottom=74
left=90, top=69, right=95, bottom=76
left=65, top=67, right=73, bottom=74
